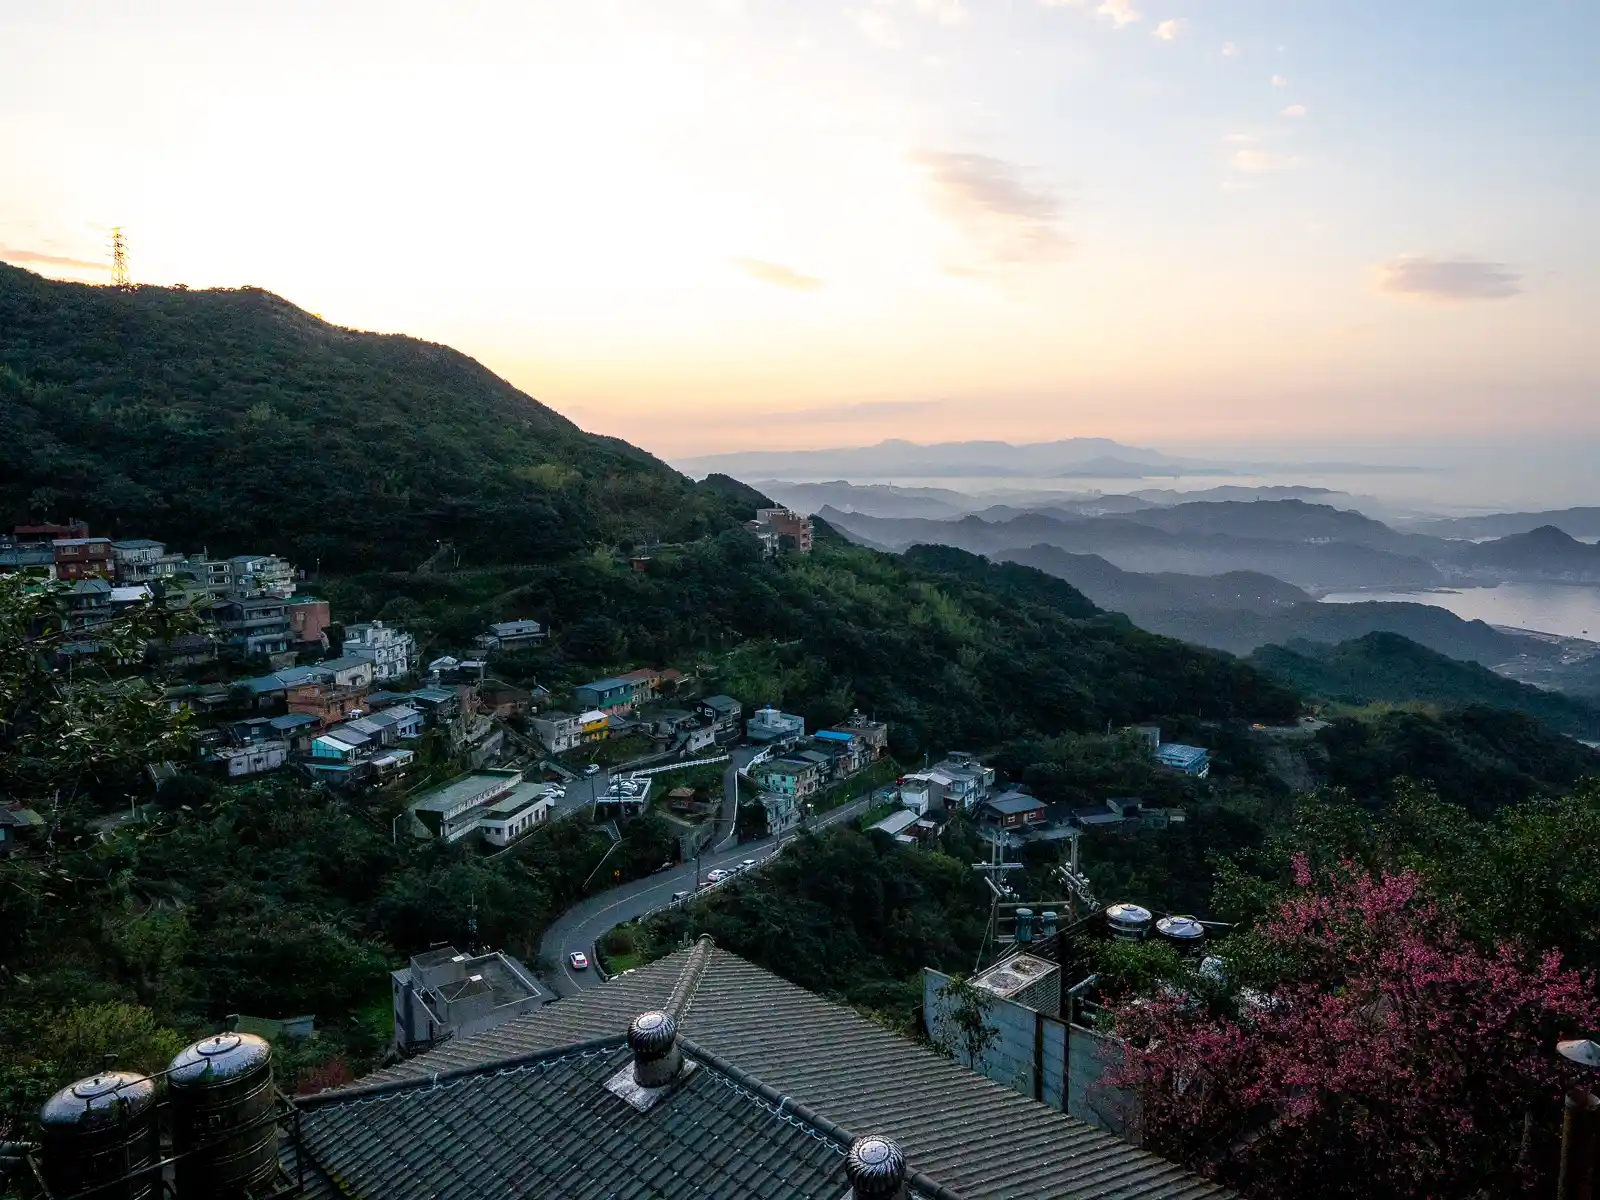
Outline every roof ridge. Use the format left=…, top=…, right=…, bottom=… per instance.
left=666, top=934, right=715, bottom=1021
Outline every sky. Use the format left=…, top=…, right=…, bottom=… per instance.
left=1, top=0, right=1596, bottom=460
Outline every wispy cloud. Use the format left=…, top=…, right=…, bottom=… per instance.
left=1039, top=0, right=1140, bottom=27
left=0, top=245, right=103, bottom=271
left=1280, top=104, right=1306, bottom=117
left=731, top=257, right=825, bottom=291
left=1222, top=132, right=1258, bottom=144
left=1096, top=0, right=1141, bottom=27
left=1271, top=74, right=1287, bottom=86
left=1231, top=149, right=1298, bottom=172
left=1376, top=255, right=1522, bottom=302
left=1152, top=18, right=1184, bottom=40
left=912, top=149, right=1069, bottom=264
left=1221, top=41, right=1239, bottom=56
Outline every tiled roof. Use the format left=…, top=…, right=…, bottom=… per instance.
left=298, top=1044, right=852, bottom=1200
left=301, top=941, right=1230, bottom=1200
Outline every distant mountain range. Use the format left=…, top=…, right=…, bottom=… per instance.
left=677, top=438, right=1411, bottom=482
left=1403, top=507, right=1600, bottom=540
left=819, top=502, right=1448, bottom=591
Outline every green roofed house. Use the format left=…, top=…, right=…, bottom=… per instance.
left=283, top=936, right=1231, bottom=1199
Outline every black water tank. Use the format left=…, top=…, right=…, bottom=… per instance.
left=38, top=1071, right=159, bottom=1200
left=167, top=1033, right=277, bottom=1196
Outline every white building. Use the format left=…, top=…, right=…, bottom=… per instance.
left=214, top=740, right=289, bottom=778
left=110, top=539, right=183, bottom=585
left=344, top=620, right=417, bottom=682
left=746, top=706, right=805, bottom=744
left=476, top=619, right=547, bottom=651
left=531, top=711, right=581, bottom=754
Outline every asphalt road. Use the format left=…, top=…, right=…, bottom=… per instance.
left=537, top=793, right=873, bottom=998
left=714, top=746, right=765, bottom=846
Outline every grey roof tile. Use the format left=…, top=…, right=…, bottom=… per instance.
left=299, top=942, right=1231, bottom=1200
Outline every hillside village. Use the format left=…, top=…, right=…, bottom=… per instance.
left=0, top=508, right=1218, bottom=864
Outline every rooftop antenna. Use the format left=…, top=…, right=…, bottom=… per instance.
left=110, top=227, right=131, bottom=289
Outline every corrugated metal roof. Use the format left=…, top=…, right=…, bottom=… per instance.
left=304, top=942, right=1230, bottom=1200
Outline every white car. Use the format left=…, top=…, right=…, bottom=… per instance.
left=740, top=859, right=757, bottom=871
left=568, top=951, right=589, bottom=970
left=584, top=764, right=601, bottom=776
left=705, top=869, right=730, bottom=883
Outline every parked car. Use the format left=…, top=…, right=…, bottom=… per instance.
left=568, top=951, right=589, bottom=970
left=584, top=764, right=600, bottom=776
left=705, top=869, right=730, bottom=883
left=740, top=859, right=757, bottom=871
left=672, top=890, right=691, bottom=902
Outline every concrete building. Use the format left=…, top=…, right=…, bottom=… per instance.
left=286, top=680, right=368, bottom=727
left=475, top=618, right=547, bottom=651
left=574, top=676, right=635, bottom=715
left=746, top=706, right=805, bottom=744
left=751, top=756, right=824, bottom=800
left=213, top=739, right=289, bottom=778
left=390, top=945, right=543, bottom=1055
left=986, top=791, right=1049, bottom=830
left=532, top=711, right=581, bottom=754
left=344, top=620, right=417, bottom=681
left=477, top=786, right=555, bottom=846
left=869, top=807, right=921, bottom=843
left=317, top=654, right=378, bottom=690
left=578, top=709, right=610, bottom=743
left=747, top=507, right=813, bottom=555
left=408, top=769, right=558, bottom=843
left=1154, top=742, right=1211, bottom=778
left=227, top=554, right=297, bottom=598
left=213, top=596, right=294, bottom=657
left=696, top=694, right=743, bottom=742
left=51, top=537, right=113, bottom=581
left=287, top=597, right=332, bottom=649
left=110, top=538, right=183, bottom=584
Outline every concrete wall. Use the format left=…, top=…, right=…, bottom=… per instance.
left=1066, top=1022, right=1142, bottom=1142
left=923, top=968, right=1067, bottom=1111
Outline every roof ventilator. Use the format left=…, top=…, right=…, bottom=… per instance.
left=844, top=1135, right=909, bottom=1200
left=604, top=1011, right=698, bottom=1111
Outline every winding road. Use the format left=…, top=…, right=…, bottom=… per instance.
left=536, top=793, right=873, bottom=998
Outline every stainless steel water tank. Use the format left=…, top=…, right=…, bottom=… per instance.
left=1155, top=914, right=1207, bottom=951
left=38, top=1071, right=159, bottom=1200
left=1105, top=902, right=1153, bottom=941
left=167, top=1033, right=277, bottom=1196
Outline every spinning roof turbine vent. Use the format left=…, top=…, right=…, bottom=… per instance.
left=845, top=1134, right=909, bottom=1200
left=628, top=1010, right=683, bottom=1088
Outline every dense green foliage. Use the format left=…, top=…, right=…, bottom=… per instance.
left=1250, top=631, right=1600, bottom=738
left=1309, top=706, right=1598, bottom=815
left=0, top=266, right=750, bottom=568
left=328, top=538, right=1298, bottom=757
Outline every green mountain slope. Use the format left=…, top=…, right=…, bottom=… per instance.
left=0, top=265, right=1299, bottom=748
left=0, top=265, right=744, bottom=569
left=1249, top=631, right=1600, bottom=739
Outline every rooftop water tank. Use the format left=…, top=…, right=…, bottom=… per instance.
left=38, top=1072, right=159, bottom=1200
left=1014, top=907, right=1035, bottom=943
left=167, top=1033, right=277, bottom=1197
left=1039, top=910, right=1058, bottom=938
left=1105, top=902, right=1153, bottom=941
left=1155, top=914, right=1207, bottom=951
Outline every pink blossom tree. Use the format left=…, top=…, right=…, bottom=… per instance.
left=1109, top=856, right=1600, bottom=1199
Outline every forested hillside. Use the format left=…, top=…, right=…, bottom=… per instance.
left=1250, top=632, right=1600, bottom=739
left=0, top=265, right=748, bottom=568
